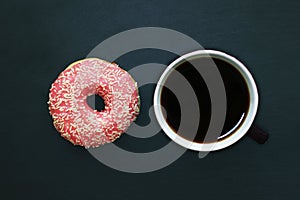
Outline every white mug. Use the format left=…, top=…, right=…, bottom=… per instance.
left=153, top=50, right=259, bottom=151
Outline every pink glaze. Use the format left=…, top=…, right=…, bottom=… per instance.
left=48, top=58, right=140, bottom=148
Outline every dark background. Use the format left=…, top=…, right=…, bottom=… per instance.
left=2, top=0, right=300, bottom=199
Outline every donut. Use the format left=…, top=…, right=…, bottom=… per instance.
left=48, top=58, right=140, bottom=148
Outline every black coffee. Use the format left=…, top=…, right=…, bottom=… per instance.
left=160, top=57, right=250, bottom=143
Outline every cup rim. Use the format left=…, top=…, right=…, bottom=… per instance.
left=153, top=50, right=259, bottom=151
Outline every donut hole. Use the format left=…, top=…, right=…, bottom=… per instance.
left=86, top=94, right=105, bottom=112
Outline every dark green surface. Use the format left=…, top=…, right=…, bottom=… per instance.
left=2, top=0, right=300, bottom=199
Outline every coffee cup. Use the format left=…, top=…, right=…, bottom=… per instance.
left=154, top=50, right=260, bottom=151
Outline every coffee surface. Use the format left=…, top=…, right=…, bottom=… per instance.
left=161, top=57, right=250, bottom=143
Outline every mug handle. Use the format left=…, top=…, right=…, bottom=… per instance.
left=246, top=125, right=269, bottom=144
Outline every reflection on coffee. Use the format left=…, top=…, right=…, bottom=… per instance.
left=160, top=57, right=250, bottom=143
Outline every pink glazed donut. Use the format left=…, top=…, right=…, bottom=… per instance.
left=48, top=58, right=140, bottom=148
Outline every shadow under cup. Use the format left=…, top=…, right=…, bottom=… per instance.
left=153, top=50, right=259, bottom=151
